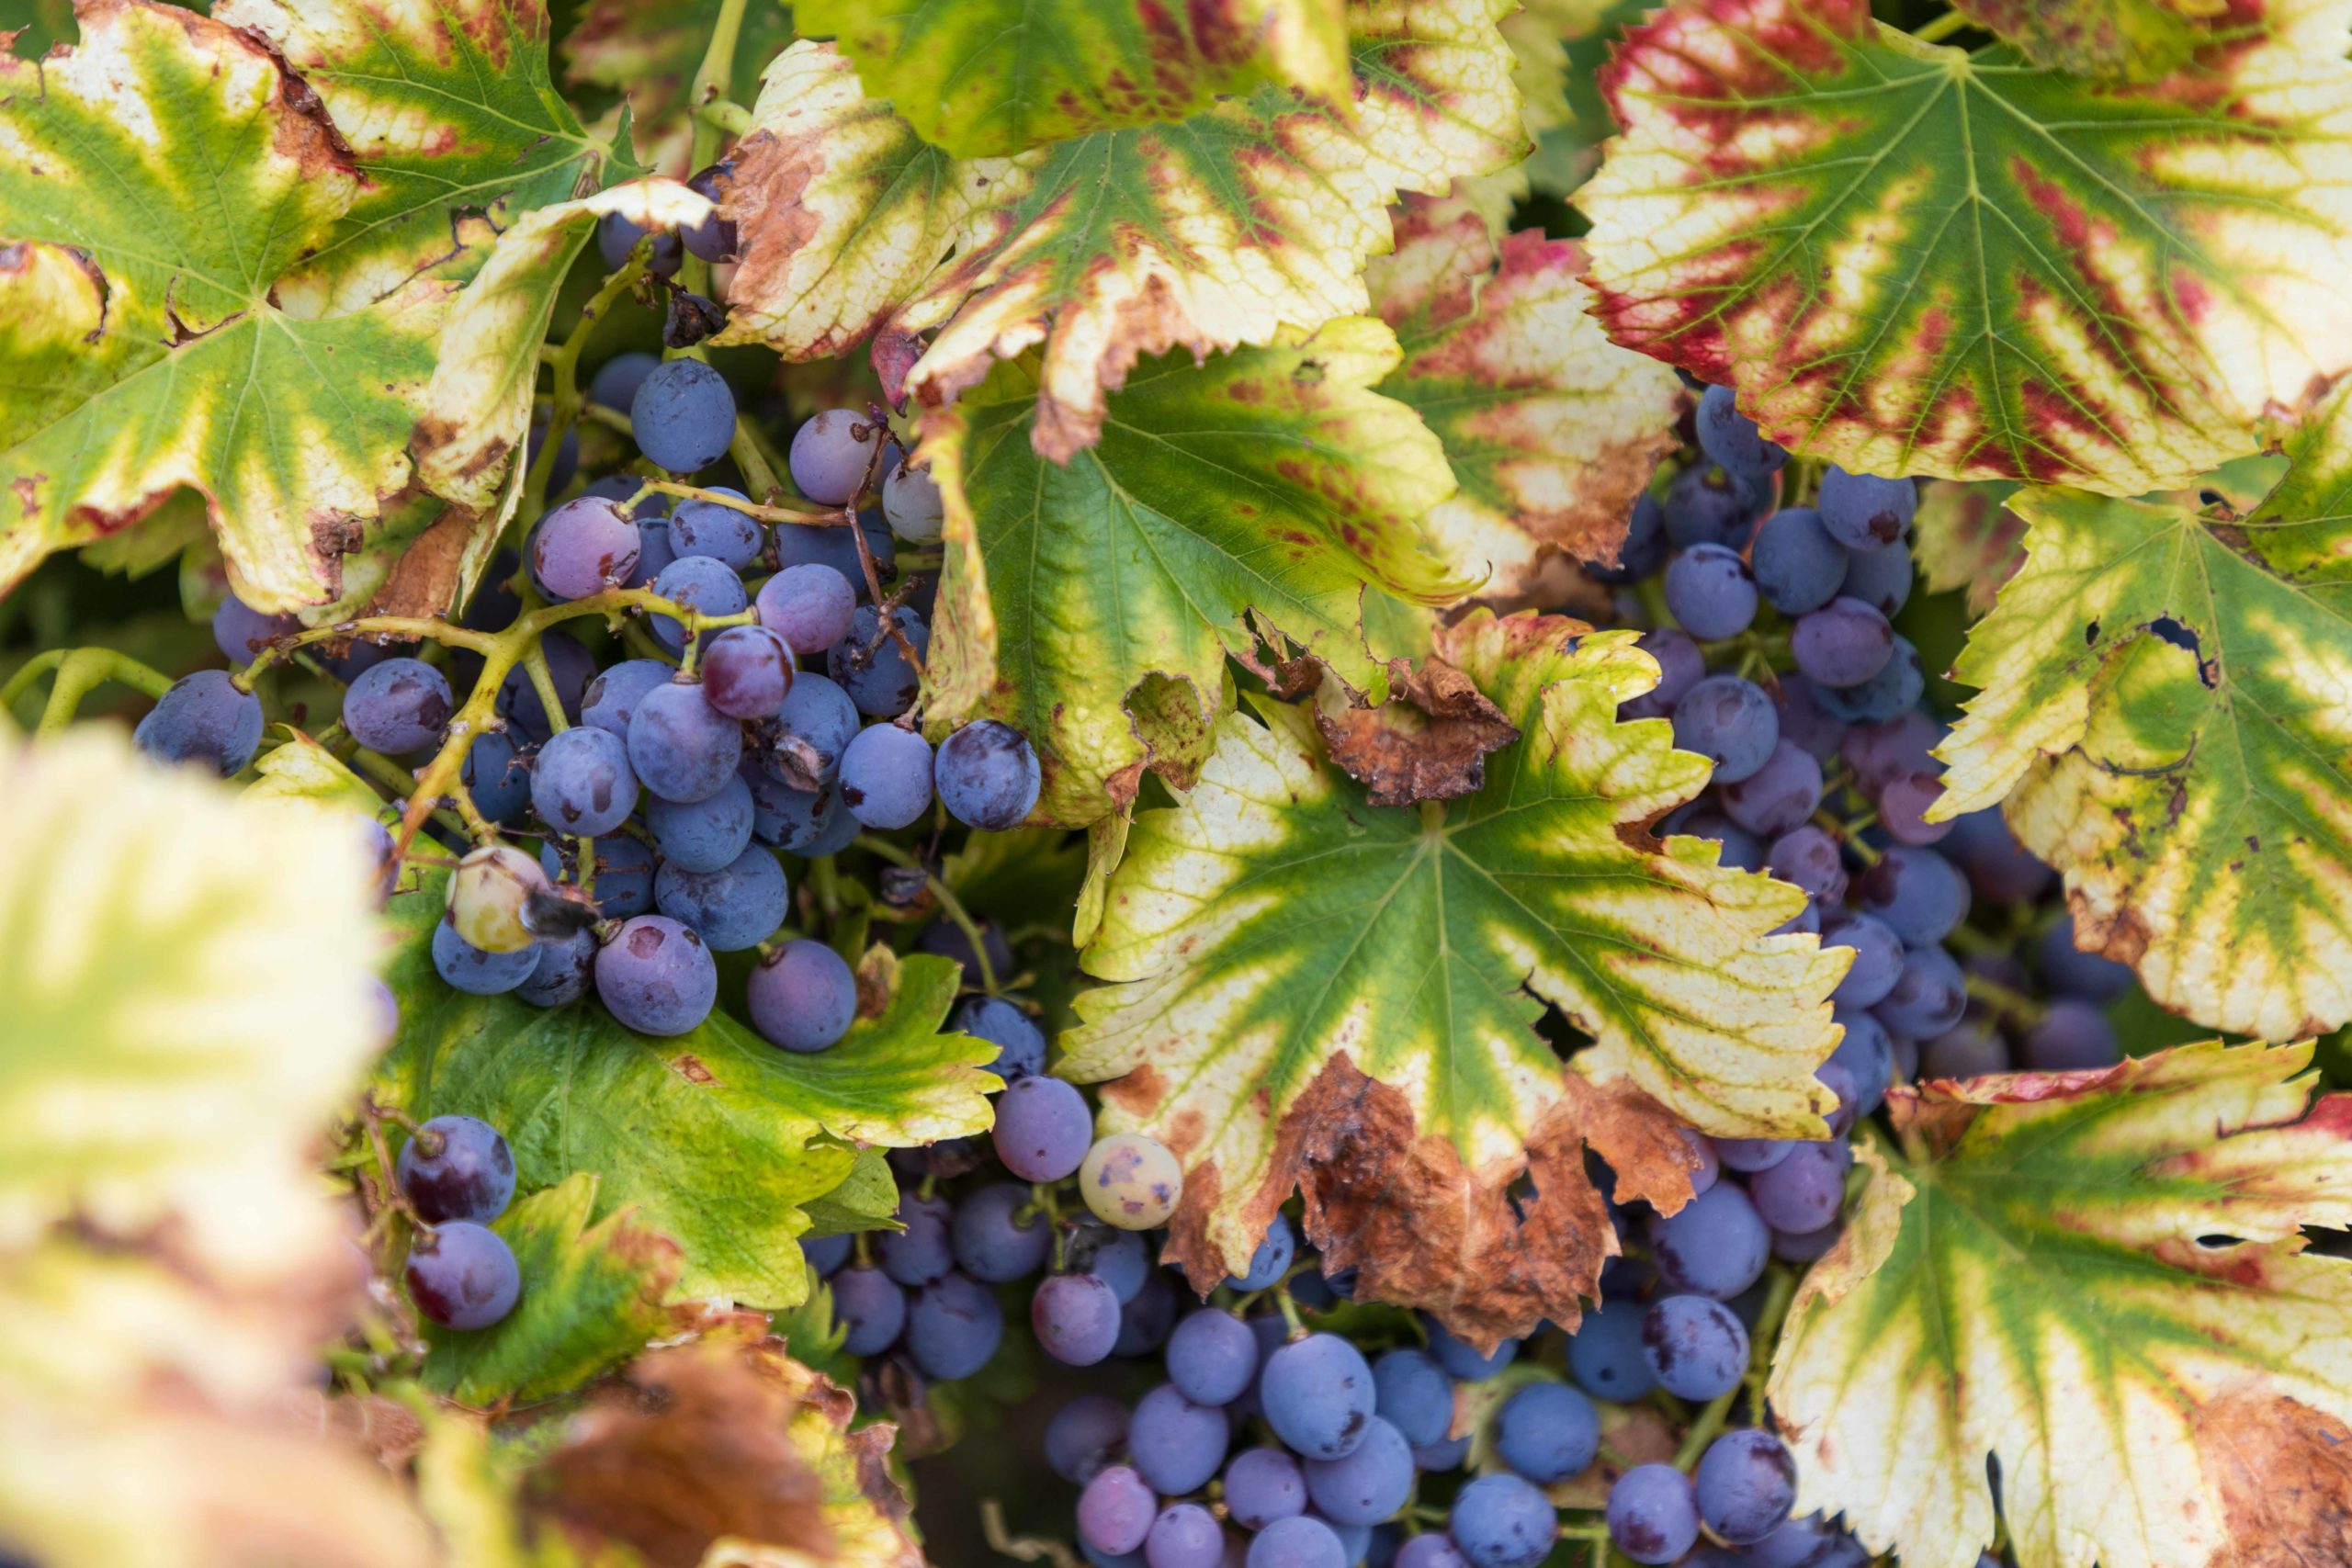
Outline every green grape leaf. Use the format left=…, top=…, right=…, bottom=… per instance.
left=214, top=0, right=628, bottom=315
left=565, top=0, right=794, bottom=144
left=422, top=1173, right=724, bottom=1407
left=0, top=0, right=451, bottom=613
left=1770, top=1041, right=2352, bottom=1568
left=799, top=1146, right=901, bottom=1237
left=1913, top=480, right=2027, bottom=616
left=722, top=0, right=1528, bottom=459
left=1576, top=0, right=2352, bottom=497
left=795, top=0, right=1351, bottom=158
left=247, top=730, right=389, bottom=813
left=921, top=317, right=1472, bottom=826
left=1366, top=197, right=1682, bottom=601
left=1934, top=378, right=2352, bottom=1040
left=376, top=880, right=995, bottom=1306
left=1950, top=0, right=2225, bottom=80
left=1062, top=612, right=1846, bottom=1332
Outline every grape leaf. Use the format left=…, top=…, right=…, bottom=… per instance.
left=722, top=0, right=1528, bottom=459
left=1951, top=0, right=2227, bottom=80
left=1770, top=1041, right=2352, bottom=1568
left=796, top=0, right=1351, bottom=157
left=1913, top=480, right=2028, bottom=616
left=1062, top=611, right=1846, bottom=1314
left=377, top=879, right=995, bottom=1305
left=0, top=0, right=452, bottom=613
left=1933, top=378, right=2352, bottom=1040
left=921, top=317, right=1472, bottom=825
left=1366, top=197, right=1682, bottom=598
left=1576, top=0, right=2352, bottom=497
left=564, top=0, right=794, bottom=142
left=421, top=1173, right=729, bottom=1408
left=214, top=0, right=628, bottom=315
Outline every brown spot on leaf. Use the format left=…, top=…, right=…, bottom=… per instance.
left=853, top=942, right=898, bottom=1019
left=1316, top=654, right=1520, bottom=807
left=2200, top=1392, right=2352, bottom=1567
left=670, top=1054, right=716, bottom=1086
left=357, top=503, right=478, bottom=619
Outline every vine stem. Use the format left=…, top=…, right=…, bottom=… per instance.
left=629, top=478, right=833, bottom=525
left=4, top=647, right=176, bottom=735
left=525, top=251, right=651, bottom=525
left=854, top=834, right=998, bottom=993
left=1914, top=8, right=1971, bottom=43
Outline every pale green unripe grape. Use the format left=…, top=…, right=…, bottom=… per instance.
left=881, top=458, right=944, bottom=545
left=447, top=843, right=548, bottom=953
left=1079, top=1133, right=1182, bottom=1231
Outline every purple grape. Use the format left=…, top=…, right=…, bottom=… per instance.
left=211, top=593, right=295, bottom=662
left=1080, top=1465, right=1157, bottom=1556
left=840, top=722, right=935, bottom=829
left=876, top=1191, right=954, bottom=1286
left=829, top=604, right=929, bottom=717
left=1684, top=1127, right=1722, bottom=1194
left=597, top=210, right=682, bottom=276
left=1227, top=1213, right=1296, bottom=1292
left=1394, top=1537, right=1467, bottom=1568
left=342, top=658, right=451, bottom=755
left=1876, top=770, right=1952, bottom=846
left=1720, top=739, right=1825, bottom=836
left=539, top=834, right=656, bottom=919
left=681, top=161, right=738, bottom=261
left=935, top=719, right=1042, bottom=831
left=653, top=843, right=788, bottom=951
left=1248, top=1517, right=1345, bottom=1568
left=1607, top=1464, right=1698, bottom=1565
left=1114, top=1269, right=1180, bottom=1358
left=2022, top=998, right=2121, bottom=1070
left=405, top=1220, right=521, bottom=1330
left=1771, top=1219, right=1843, bottom=1263
left=135, top=670, right=265, bottom=776
left=1035, top=1272, right=1125, bottom=1366
left=1567, top=1298, right=1656, bottom=1401
left=951, top=1182, right=1051, bottom=1281
left=1946, top=808, right=2053, bottom=902
left=1371, top=1348, right=1451, bottom=1446
left=432, top=920, right=537, bottom=995
left=1303, top=1416, right=1412, bottom=1525
left=632, top=358, right=735, bottom=474
left=1873, top=943, right=1967, bottom=1037
left=1129, top=1382, right=1229, bottom=1495
left=1838, top=707, right=1938, bottom=791
left=1647, top=1182, right=1770, bottom=1300
left=2039, top=914, right=2134, bottom=1002
left=1815, top=635, right=1923, bottom=724
left=1640, top=1295, right=1747, bottom=1401
left=1449, top=1473, right=1557, bottom=1568
left=1695, top=385, right=1787, bottom=479
left=1663, top=463, right=1759, bottom=549
left=1591, top=491, right=1665, bottom=583
left=1672, top=675, right=1779, bottom=784
left=531, top=495, right=639, bottom=600
left=648, top=555, right=747, bottom=654
left=1817, top=466, right=1916, bottom=549
left=587, top=351, right=659, bottom=411
left=593, top=914, right=718, bottom=1034
left=1854, top=845, right=1969, bottom=945
left=1169, top=1310, right=1261, bottom=1405
left=1922, top=1021, right=2011, bottom=1079
left=628, top=679, right=742, bottom=804
left=516, top=926, right=598, bottom=1007
left=1047, top=1395, right=1130, bottom=1483
left=790, top=408, right=887, bottom=505
left=1747, top=1139, right=1851, bottom=1234
left=1823, top=911, right=1905, bottom=1008
left=747, top=938, right=857, bottom=1054
left=1492, top=1382, right=1599, bottom=1485
left=758, top=563, right=858, bottom=655
left=953, top=995, right=1047, bottom=1080
left=1826, top=1009, right=1894, bottom=1116
left=1664, top=545, right=1757, bottom=640
left=831, top=1265, right=907, bottom=1354
left=396, top=1115, right=514, bottom=1224
left=1261, top=1334, right=1377, bottom=1460
left=530, top=725, right=637, bottom=837
left=646, top=771, right=754, bottom=872
left=993, top=1074, right=1093, bottom=1181
left=1712, top=1134, right=1795, bottom=1174
left=1839, top=535, right=1913, bottom=616
left=1226, top=1447, right=1308, bottom=1529
left=1770, top=675, right=1848, bottom=760
left=1791, top=596, right=1893, bottom=687
left=1422, top=1316, right=1517, bottom=1382
left=1146, top=1504, right=1224, bottom=1568
left=1767, top=825, right=1847, bottom=903
left=1620, top=629, right=1706, bottom=722
left=581, top=660, right=673, bottom=739
left=698, top=626, right=794, bottom=721
left=670, top=487, right=763, bottom=570
left=1695, top=1429, right=1797, bottom=1544
left=1751, top=506, right=1846, bottom=615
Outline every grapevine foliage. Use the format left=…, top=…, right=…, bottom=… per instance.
left=11, top=1, right=2352, bottom=1566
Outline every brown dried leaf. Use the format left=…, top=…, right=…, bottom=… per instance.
left=1314, top=656, right=1521, bottom=807
left=2201, top=1392, right=2352, bottom=1568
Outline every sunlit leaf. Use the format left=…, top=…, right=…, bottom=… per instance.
left=1951, top=0, right=2228, bottom=80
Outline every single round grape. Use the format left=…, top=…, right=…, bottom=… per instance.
left=1815, top=635, right=1923, bottom=725
left=767, top=671, right=862, bottom=789
left=993, top=1074, right=1094, bottom=1181
left=343, top=658, right=452, bottom=755
left=746, top=937, right=858, bottom=1054
left=1751, top=506, right=1847, bottom=615
left=1422, top=1315, right=1518, bottom=1382
left=1771, top=675, right=1848, bottom=761
left=1791, top=596, right=1893, bottom=688
left=1591, top=492, right=1667, bottom=584
left=1873, top=943, right=1967, bottom=1037
left=1672, top=675, right=1780, bottom=784
left=496, top=630, right=598, bottom=741
left=1566, top=1298, right=1656, bottom=1402
left=1146, top=1504, right=1224, bottom=1568
left=1947, top=807, right=2053, bottom=903
left=2022, top=997, right=2121, bottom=1070
left=882, top=459, right=945, bottom=544
left=1646, top=1182, right=1770, bottom=1301
left=1130, top=1382, right=1229, bottom=1495
left=432, top=919, right=538, bottom=995
left=828, top=604, right=930, bottom=717
left=1394, top=1537, right=1468, bottom=1568
left=758, top=563, right=858, bottom=655
left=596, top=209, right=681, bottom=276
left=322, top=635, right=406, bottom=686
left=628, top=679, right=743, bottom=804
left=1771, top=1218, right=1843, bottom=1264
left=132, top=669, right=265, bottom=777
left=1845, top=710, right=1942, bottom=800
left=1817, top=466, right=1917, bottom=549
left=653, top=843, right=788, bottom=951
left=803, top=1233, right=852, bottom=1278
left=1767, top=824, right=1848, bottom=904
left=1079, top=1463, right=1157, bottom=1556
left=210, top=593, right=295, bottom=663
left=2038, top=913, right=2134, bottom=1002
left=1248, top=1516, right=1345, bottom=1568
left=1226, top=1447, right=1308, bottom=1529
left=1226, top=1213, right=1295, bottom=1292
left=1167, top=1309, right=1260, bottom=1406
left=632, top=358, right=736, bottom=474
left=1875, top=769, right=1951, bottom=846
left=1303, top=1416, right=1411, bottom=1526
left=397, top=1115, right=515, bottom=1224
left=1854, top=844, right=1969, bottom=945
left=1618, top=629, right=1705, bottom=722
left=906, top=1268, right=1003, bottom=1380
left=1720, top=740, right=1825, bottom=838
left=1826, top=1009, right=1893, bottom=1117
left=1035, top=1272, right=1125, bottom=1366
left=1664, top=545, right=1757, bottom=640
left=1081, top=1133, right=1182, bottom=1229
left=528, top=725, right=637, bottom=840
left=935, top=719, right=1042, bottom=831
left=1695, top=1429, right=1796, bottom=1545
left=460, top=728, right=532, bottom=826
left=594, top=915, right=718, bottom=1035
left=405, top=1220, right=521, bottom=1330
left=791, top=408, right=888, bottom=504
left=586, top=351, right=659, bottom=412
left=775, top=513, right=897, bottom=589
left=1047, top=1394, right=1130, bottom=1483
left=677, top=161, right=738, bottom=261
left=1695, top=385, right=1788, bottom=479
left=646, top=770, right=755, bottom=872
left=648, top=555, right=748, bottom=655
left=1114, top=1269, right=1178, bottom=1357
left=1492, top=1382, right=1599, bottom=1485
left=1747, top=1138, right=1851, bottom=1235
left=831, top=1265, right=907, bottom=1354
left=1057, top=1224, right=1144, bottom=1306
left=1449, top=1473, right=1557, bottom=1568
left=1713, top=1133, right=1796, bottom=1174
left=1839, top=535, right=1914, bottom=617
left=538, top=834, right=657, bottom=919
left=1640, top=1295, right=1748, bottom=1402
left=876, top=1191, right=954, bottom=1286
left=670, top=487, right=764, bottom=570
left=1922, top=1021, right=2011, bottom=1079
left=1370, top=1348, right=1452, bottom=1447
left=1607, top=1464, right=1699, bottom=1566
left=580, top=659, right=672, bottom=739
left=1822, top=910, right=1905, bottom=1008
left=951, top=1182, right=1051, bottom=1281
left=1261, top=1334, right=1376, bottom=1461
left=530, top=495, right=640, bottom=601
left=1662, top=463, right=1759, bottom=549
left=743, top=772, right=844, bottom=854
left=516, top=926, right=598, bottom=1008
left=953, top=995, right=1047, bottom=1081
left=839, top=723, right=935, bottom=829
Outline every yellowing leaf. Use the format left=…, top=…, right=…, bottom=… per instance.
left=1366, top=196, right=1682, bottom=596
left=797, top=0, right=1351, bottom=157
left=1770, top=1041, right=2352, bottom=1568
left=922, top=317, right=1470, bottom=825
left=1577, top=0, right=2352, bottom=496
left=722, top=0, right=1528, bottom=458
left=0, top=0, right=450, bottom=611
left=1951, top=0, right=2228, bottom=80
left=1934, top=378, right=2352, bottom=1040
left=1063, top=612, right=1844, bottom=1315
left=1912, top=479, right=2027, bottom=616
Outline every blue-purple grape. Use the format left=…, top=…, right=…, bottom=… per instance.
left=596, top=210, right=681, bottom=276
left=1640, top=1295, right=1748, bottom=1401
left=516, top=926, right=597, bottom=1007
left=1646, top=1182, right=1770, bottom=1301
left=653, top=843, right=787, bottom=951
left=2038, top=914, right=2133, bottom=1002
left=1672, top=675, right=1779, bottom=784
left=1767, top=824, right=1847, bottom=903
left=767, top=671, right=861, bottom=788
left=648, top=555, right=747, bottom=654
left=210, top=593, right=294, bottom=663
left=1664, top=545, right=1757, bottom=640
left=1591, top=491, right=1667, bottom=583
left=627, top=511, right=678, bottom=589
left=2022, top=997, right=2121, bottom=1070
left=496, top=631, right=597, bottom=742
left=343, top=658, right=451, bottom=755
left=1035, top=1272, right=1125, bottom=1366
left=135, top=671, right=265, bottom=776
left=1826, top=1009, right=1894, bottom=1117
left=1839, top=535, right=1913, bottom=617
left=531, top=725, right=638, bottom=837
left=1129, top=1382, right=1229, bottom=1495
left=1770, top=675, right=1847, bottom=760
left=1371, top=1348, right=1451, bottom=1447
left=1394, top=1536, right=1468, bottom=1568
left=1303, top=1416, right=1411, bottom=1526
left=1791, top=596, right=1893, bottom=688
left=396, top=1115, right=514, bottom=1224
left=581, top=659, right=673, bottom=739
left=829, top=604, right=929, bottom=717
left=670, top=487, right=763, bottom=569
left=993, top=1074, right=1093, bottom=1181
left=1114, top=1269, right=1178, bottom=1357
left=1694, top=1429, right=1796, bottom=1545
left=877, top=1191, right=953, bottom=1286
left=1492, top=1382, right=1599, bottom=1485
left=681, top=162, right=738, bottom=261
left=539, top=834, right=656, bottom=919
left=906, top=1271, right=1002, bottom=1379
left=1248, top=1517, right=1344, bottom=1568
left=530, top=495, right=639, bottom=600
left=1226, top=1447, right=1308, bottom=1529
left=1747, top=1139, right=1851, bottom=1235
left=432, top=920, right=537, bottom=995
left=1227, top=1213, right=1295, bottom=1292
left=1080, top=1466, right=1157, bottom=1556
left=1695, top=385, right=1787, bottom=480
left=1167, top=1309, right=1260, bottom=1406
left=775, top=514, right=897, bottom=590
left=803, top=1233, right=852, bottom=1277
left=935, top=719, right=1042, bottom=831
left=628, top=679, right=742, bottom=804
left=587, top=351, right=659, bottom=412
left=746, top=937, right=857, bottom=1054
left=645, top=769, right=754, bottom=872
left=1607, top=1464, right=1698, bottom=1566
left=839, top=722, right=934, bottom=829
left=951, top=1182, right=1051, bottom=1281
left=461, top=728, right=532, bottom=825
left=1145, top=1504, right=1223, bottom=1568
left=1261, top=1334, right=1376, bottom=1461
left=1815, top=634, right=1922, bottom=724
left=1817, top=466, right=1916, bottom=549
left=831, top=1265, right=907, bottom=1354
left=405, top=1220, right=521, bottom=1330
left=953, top=995, right=1046, bottom=1080
left=758, top=562, right=858, bottom=655
left=1449, top=1473, right=1557, bottom=1568
left=1923, top=1021, right=2011, bottom=1079
left=1620, top=629, right=1705, bottom=722
left=1566, top=1299, right=1656, bottom=1401
left=1067, top=1224, right=1148, bottom=1303
left=1875, top=769, right=1951, bottom=847
left=1422, top=1316, right=1517, bottom=1382
left=1947, top=808, right=2053, bottom=903
left=1662, top=463, right=1759, bottom=549
left=1751, top=506, right=1847, bottom=615
left=1855, top=844, right=1969, bottom=944
left=1823, top=910, right=1905, bottom=1008
left=1720, top=739, right=1825, bottom=837
left=790, top=408, right=887, bottom=504
left=632, top=357, right=735, bottom=474
left=1047, top=1394, right=1130, bottom=1483
left=594, top=914, right=717, bottom=1034
left=1713, top=1134, right=1795, bottom=1175
left=1873, top=942, right=1967, bottom=1037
